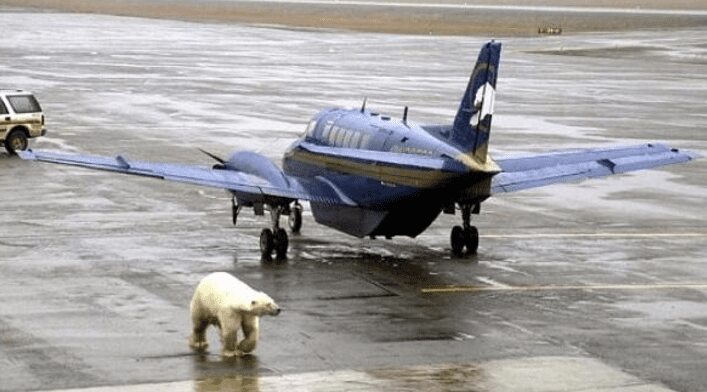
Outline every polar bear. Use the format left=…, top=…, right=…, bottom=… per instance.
left=189, top=272, right=280, bottom=357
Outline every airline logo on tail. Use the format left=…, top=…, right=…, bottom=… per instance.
left=470, top=81, right=495, bottom=127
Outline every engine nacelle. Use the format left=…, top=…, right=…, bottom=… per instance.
left=225, top=151, right=290, bottom=189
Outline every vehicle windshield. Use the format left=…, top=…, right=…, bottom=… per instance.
left=7, top=95, right=42, bottom=114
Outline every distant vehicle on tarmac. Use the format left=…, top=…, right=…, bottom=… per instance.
left=19, top=42, right=696, bottom=259
left=0, top=90, right=46, bottom=154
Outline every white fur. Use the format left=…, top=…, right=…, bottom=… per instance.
left=189, top=272, right=279, bottom=357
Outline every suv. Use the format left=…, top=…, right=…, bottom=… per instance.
left=0, top=90, right=46, bottom=154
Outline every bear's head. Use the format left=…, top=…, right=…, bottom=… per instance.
left=248, top=291, right=281, bottom=316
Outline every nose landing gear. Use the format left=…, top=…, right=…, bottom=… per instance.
left=450, top=204, right=479, bottom=257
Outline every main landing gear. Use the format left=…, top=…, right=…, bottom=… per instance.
left=450, top=204, right=479, bottom=257
left=234, top=199, right=301, bottom=260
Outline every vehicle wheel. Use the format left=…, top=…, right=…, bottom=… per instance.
left=464, top=226, right=479, bottom=255
left=259, top=228, right=274, bottom=258
left=450, top=225, right=465, bottom=257
left=288, top=205, right=302, bottom=234
left=5, top=130, right=28, bottom=155
left=274, top=228, right=289, bottom=259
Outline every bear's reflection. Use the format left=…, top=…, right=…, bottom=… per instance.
left=193, top=355, right=261, bottom=392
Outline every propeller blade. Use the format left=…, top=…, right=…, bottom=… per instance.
left=198, top=148, right=226, bottom=164
left=231, top=197, right=239, bottom=226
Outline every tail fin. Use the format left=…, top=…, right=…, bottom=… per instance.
left=451, top=41, right=502, bottom=164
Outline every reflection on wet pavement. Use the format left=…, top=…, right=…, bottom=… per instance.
left=46, top=356, right=674, bottom=391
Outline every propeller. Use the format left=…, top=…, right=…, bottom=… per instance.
left=198, top=148, right=227, bottom=169
left=231, top=196, right=240, bottom=226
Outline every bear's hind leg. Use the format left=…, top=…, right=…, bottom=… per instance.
left=237, top=316, right=260, bottom=354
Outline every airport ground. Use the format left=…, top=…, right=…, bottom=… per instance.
left=1, top=5, right=707, bottom=392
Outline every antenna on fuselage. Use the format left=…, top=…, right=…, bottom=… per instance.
left=402, top=106, right=409, bottom=125
left=360, top=97, right=367, bottom=113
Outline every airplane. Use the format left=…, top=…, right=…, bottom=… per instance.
left=19, top=41, right=696, bottom=259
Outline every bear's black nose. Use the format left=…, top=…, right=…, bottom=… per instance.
left=274, top=308, right=281, bottom=315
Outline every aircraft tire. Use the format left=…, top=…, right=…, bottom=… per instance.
left=450, top=225, right=465, bottom=257
left=5, top=130, right=28, bottom=155
left=274, top=228, right=288, bottom=259
left=260, top=228, right=274, bottom=258
left=288, top=206, right=302, bottom=234
left=464, top=226, right=479, bottom=255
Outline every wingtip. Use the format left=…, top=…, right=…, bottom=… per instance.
left=667, top=146, right=700, bottom=160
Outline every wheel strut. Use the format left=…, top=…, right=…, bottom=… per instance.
left=450, top=203, right=479, bottom=257
left=260, top=204, right=289, bottom=260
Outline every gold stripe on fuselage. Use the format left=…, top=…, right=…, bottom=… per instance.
left=288, top=148, right=468, bottom=188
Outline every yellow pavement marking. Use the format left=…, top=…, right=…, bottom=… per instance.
left=422, top=283, right=707, bottom=294
left=482, top=232, right=707, bottom=239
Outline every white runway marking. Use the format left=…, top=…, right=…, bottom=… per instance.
left=422, top=283, right=707, bottom=294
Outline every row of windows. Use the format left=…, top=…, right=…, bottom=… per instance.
left=322, top=124, right=371, bottom=149
left=390, top=145, right=434, bottom=156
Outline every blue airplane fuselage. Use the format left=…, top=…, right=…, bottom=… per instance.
left=279, top=108, right=492, bottom=238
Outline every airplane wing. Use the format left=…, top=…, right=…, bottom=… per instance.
left=492, top=143, right=697, bottom=193
left=18, top=149, right=355, bottom=205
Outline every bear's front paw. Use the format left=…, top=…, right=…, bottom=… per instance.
left=189, top=337, right=209, bottom=351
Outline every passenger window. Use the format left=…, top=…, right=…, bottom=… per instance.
left=0, top=100, right=7, bottom=115
left=343, top=130, right=354, bottom=147
left=7, top=95, right=41, bottom=114
left=336, top=129, right=347, bottom=146
left=321, top=123, right=331, bottom=141
left=350, top=132, right=361, bottom=149
left=328, top=127, right=339, bottom=145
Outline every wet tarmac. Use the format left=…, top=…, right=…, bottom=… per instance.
left=1, top=8, right=707, bottom=392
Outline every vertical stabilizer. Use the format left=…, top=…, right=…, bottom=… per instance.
left=451, top=41, right=502, bottom=165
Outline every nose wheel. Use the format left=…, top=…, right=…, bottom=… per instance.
left=450, top=204, right=479, bottom=257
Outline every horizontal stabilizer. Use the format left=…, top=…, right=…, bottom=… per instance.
left=492, top=143, right=697, bottom=193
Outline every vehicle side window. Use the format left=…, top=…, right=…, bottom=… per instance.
left=7, top=95, right=41, bottom=114
left=0, top=99, right=7, bottom=115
